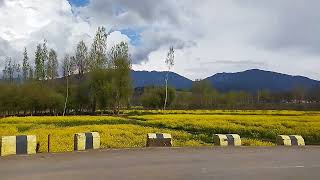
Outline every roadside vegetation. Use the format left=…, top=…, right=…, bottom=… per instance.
left=0, top=27, right=319, bottom=153
left=1, top=110, right=319, bottom=153
left=1, top=26, right=320, bottom=117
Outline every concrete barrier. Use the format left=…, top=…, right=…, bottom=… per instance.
left=0, top=135, right=37, bottom=156
left=213, top=134, right=241, bottom=146
left=74, top=132, right=100, bottom=151
left=276, top=135, right=305, bottom=146
left=146, top=133, right=172, bottom=147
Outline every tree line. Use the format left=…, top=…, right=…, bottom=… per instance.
left=1, top=26, right=320, bottom=116
left=1, top=26, right=132, bottom=116
left=139, top=80, right=320, bottom=110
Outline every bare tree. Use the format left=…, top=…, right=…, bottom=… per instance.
left=164, top=46, right=174, bottom=110
left=3, top=57, right=21, bottom=83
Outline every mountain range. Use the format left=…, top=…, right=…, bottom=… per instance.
left=132, top=69, right=320, bottom=92
left=132, top=70, right=193, bottom=89
left=1, top=69, right=319, bottom=92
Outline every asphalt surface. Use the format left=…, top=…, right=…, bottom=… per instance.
left=0, top=147, right=320, bottom=180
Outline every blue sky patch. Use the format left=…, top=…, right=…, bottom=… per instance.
left=109, top=28, right=143, bottom=46
left=68, top=0, right=90, bottom=7
left=119, top=28, right=142, bottom=46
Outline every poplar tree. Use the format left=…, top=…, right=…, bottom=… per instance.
left=34, top=40, right=49, bottom=80
left=164, top=46, right=174, bottom=110
left=46, top=49, right=59, bottom=80
left=28, top=67, right=34, bottom=80
left=74, top=40, right=88, bottom=77
left=42, top=40, right=48, bottom=79
left=109, top=42, right=133, bottom=114
left=14, top=63, right=21, bottom=82
left=89, top=26, right=108, bottom=70
left=3, top=57, right=14, bottom=82
left=87, top=26, right=108, bottom=114
left=34, top=44, right=43, bottom=80
left=62, top=55, right=71, bottom=78
left=3, top=57, right=20, bottom=83
left=22, top=47, right=30, bottom=81
left=62, top=54, right=74, bottom=116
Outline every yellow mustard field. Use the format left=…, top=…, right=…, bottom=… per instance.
left=1, top=110, right=319, bottom=152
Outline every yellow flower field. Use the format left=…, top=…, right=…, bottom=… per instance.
left=1, top=110, right=319, bottom=153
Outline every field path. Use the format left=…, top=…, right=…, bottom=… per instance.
left=1, top=147, right=320, bottom=180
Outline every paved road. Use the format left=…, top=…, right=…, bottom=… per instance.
left=1, top=147, right=320, bottom=180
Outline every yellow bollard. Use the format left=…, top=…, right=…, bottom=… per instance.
left=213, top=134, right=241, bottom=146
left=213, top=134, right=228, bottom=146
left=1, top=135, right=37, bottom=156
left=74, top=132, right=100, bottom=151
left=276, top=135, right=305, bottom=146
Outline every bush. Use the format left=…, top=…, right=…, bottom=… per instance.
left=141, top=86, right=176, bottom=109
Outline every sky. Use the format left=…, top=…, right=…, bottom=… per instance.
left=0, top=0, right=319, bottom=80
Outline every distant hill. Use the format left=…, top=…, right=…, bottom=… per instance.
left=204, top=69, right=320, bottom=92
left=132, top=70, right=193, bottom=89
left=1, top=69, right=319, bottom=93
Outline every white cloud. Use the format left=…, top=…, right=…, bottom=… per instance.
left=0, top=0, right=320, bottom=81
left=107, top=31, right=130, bottom=50
left=0, top=0, right=91, bottom=64
left=130, top=0, right=320, bottom=80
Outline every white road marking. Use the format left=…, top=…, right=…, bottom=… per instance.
left=270, top=165, right=305, bottom=169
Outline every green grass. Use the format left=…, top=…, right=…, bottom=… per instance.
left=1, top=110, right=319, bottom=152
